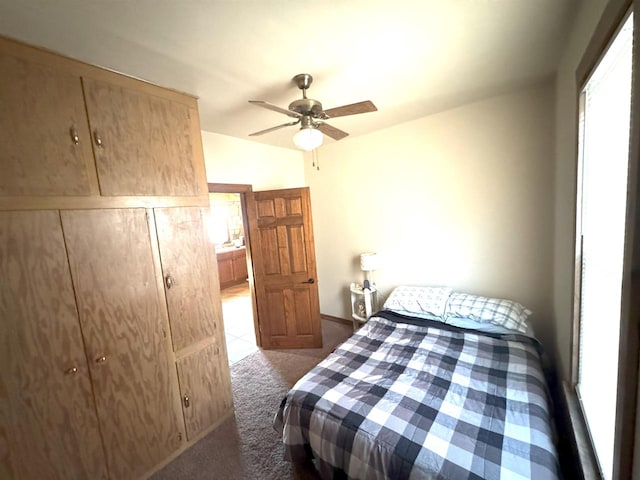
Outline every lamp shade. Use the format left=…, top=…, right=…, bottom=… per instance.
left=293, top=127, right=323, bottom=151
left=360, top=252, right=379, bottom=271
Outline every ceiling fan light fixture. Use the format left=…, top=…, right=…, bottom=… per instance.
left=293, top=126, right=323, bottom=151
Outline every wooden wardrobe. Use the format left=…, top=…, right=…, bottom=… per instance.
left=0, top=36, right=233, bottom=480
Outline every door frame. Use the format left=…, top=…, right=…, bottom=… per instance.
left=207, top=183, right=261, bottom=347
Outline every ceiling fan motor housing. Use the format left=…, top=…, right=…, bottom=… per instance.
left=288, top=98, right=323, bottom=116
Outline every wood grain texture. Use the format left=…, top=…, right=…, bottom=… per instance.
left=144, top=209, right=188, bottom=450
left=265, top=287, right=317, bottom=348
left=154, top=207, right=221, bottom=352
left=176, top=341, right=233, bottom=440
left=83, top=77, right=198, bottom=197
left=0, top=51, right=98, bottom=196
left=0, top=210, right=106, bottom=480
left=61, top=209, right=181, bottom=480
left=0, top=194, right=209, bottom=212
left=188, top=106, right=208, bottom=196
left=232, top=249, right=249, bottom=281
left=248, top=188, right=322, bottom=349
left=259, top=226, right=281, bottom=276
left=217, top=252, right=235, bottom=288
left=0, top=35, right=198, bottom=107
left=217, top=248, right=248, bottom=288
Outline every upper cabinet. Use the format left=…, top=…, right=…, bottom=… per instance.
left=0, top=49, right=98, bottom=196
left=83, top=78, right=200, bottom=196
left=0, top=37, right=208, bottom=202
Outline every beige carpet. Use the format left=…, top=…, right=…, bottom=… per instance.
left=151, top=319, right=353, bottom=480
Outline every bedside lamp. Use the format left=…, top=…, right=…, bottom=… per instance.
left=360, top=252, right=379, bottom=287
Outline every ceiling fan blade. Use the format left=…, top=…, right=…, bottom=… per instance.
left=248, top=120, right=300, bottom=136
left=316, top=122, right=349, bottom=141
left=322, top=100, right=377, bottom=118
left=248, top=100, right=301, bottom=119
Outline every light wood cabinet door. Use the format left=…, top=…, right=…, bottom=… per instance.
left=154, top=207, right=221, bottom=352
left=0, top=51, right=97, bottom=196
left=176, top=341, right=233, bottom=440
left=0, top=211, right=106, bottom=480
left=83, top=78, right=199, bottom=197
left=61, top=209, right=181, bottom=480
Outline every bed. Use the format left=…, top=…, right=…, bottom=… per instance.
left=274, top=287, right=560, bottom=479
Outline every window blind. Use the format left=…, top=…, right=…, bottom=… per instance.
left=576, top=12, right=633, bottom=480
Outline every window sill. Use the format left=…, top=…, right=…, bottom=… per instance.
left=561, top=381, right=602, bottom=480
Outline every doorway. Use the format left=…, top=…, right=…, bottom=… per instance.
left=208, top=183, right=259, bottom=365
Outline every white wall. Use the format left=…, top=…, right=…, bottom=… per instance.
left=201, top=130, right=305, bottom=189
left=553, top=0, right=607, bottom=381
left=305, top=81, right=557, bottom=351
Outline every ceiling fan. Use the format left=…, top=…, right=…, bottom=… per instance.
left=248, top=73, right=377, bottom=151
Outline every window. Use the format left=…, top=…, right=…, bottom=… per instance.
left=574, top=11, right=634, bottom=480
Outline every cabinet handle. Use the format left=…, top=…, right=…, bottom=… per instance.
left=65, top=366, right=78, bottom=374
left=165, top=275, right=174, bottom=289
left=93, top=129, right=104, bottom=148
left=70, top=127, right=80, bottom=145
left=95, top=355, right=107, bottom=364
left=183, top=395, right=190, bottom=408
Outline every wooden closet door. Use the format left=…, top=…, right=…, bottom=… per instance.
left=154, top=207, right=221, bottom=351
left=83, top=78, right=198, bottom=196
left=61, top=209, right=181, bottom=480
left=0, top=210, right=106, bottom=480
left=0, top=49, right=97, bottom=196
left=176, top=341, right=233, bottom=440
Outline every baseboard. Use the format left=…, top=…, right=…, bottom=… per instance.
left=320, top=313, right=352, bottom=326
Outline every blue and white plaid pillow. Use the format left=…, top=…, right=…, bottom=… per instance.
left=382, top=285, right=453, bottom=320
left=444, top=293, right=531, bottom=333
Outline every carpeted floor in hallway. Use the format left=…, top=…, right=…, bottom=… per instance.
left=150, top=318, right=353, bottom=480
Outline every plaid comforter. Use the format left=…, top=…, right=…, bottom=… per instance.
left=274, top=311, right=559, bottom=479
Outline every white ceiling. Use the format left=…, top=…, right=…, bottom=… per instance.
left=0, top=1, right=578, bottom=151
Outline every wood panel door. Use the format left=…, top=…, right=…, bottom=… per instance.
left=154, top=207, right=221, bottom=352
left=0, top=210, right=106, bottom=480
left=176, top=341, right=233, bottom=440
left=247, top=187, right=322, bottom=349
left=83, top=77, right=198, bottom=196
left=0, top=49, right=97, bottom=196
left=61, top=209, right=181, bottom=480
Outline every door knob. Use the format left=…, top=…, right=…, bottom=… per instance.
left=302, top=278, right=315, bottom=284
